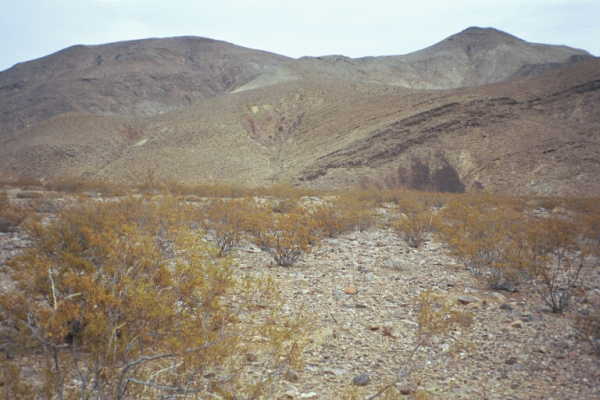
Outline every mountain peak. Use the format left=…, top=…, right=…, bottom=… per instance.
left=461, top=26, right=507, bottom=34
left=446, top=26, right=522, bottom=45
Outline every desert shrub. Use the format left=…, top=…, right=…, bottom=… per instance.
left=249, top=211, right=317, bottom=266
left=526, top=218, right=589, bottom=313
left=253, top=183, right=319, bottom=200
left=239, top=202, right=275, bottom=251
left=575, top=307, right=600, bottom=356
left=437, top=196, right=591, bottom=311
left=15, top=190, right=44, bottom=199
left=436, top=198, right=527, bottom=289
left=309, top=194, right=375, bottom=238
left=393, top=210, right=440, bottom=248
left=202, top=198, right=257, bottom=256
left=578, top=211, right=600, bottom=254
left=270, top=198, right=300, bottom=214
left=43, top=176, right=129, bottom=196
left=164, top=181, right=252, bottom=198
left=0, top=191, right=28, bottom=232
left=0, top=197, right=305, bottom=398
left=361, top=290, right=473, bottom=400
left=2, top=176, right=44, bottom=190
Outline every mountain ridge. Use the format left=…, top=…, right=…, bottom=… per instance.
left=1, top=27, right=599, bottom=196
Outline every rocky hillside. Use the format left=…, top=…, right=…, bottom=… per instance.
left=0, top=27, right=598, bottom=195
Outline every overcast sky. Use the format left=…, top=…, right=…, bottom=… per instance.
left=1, top=0, right=598, bottom=72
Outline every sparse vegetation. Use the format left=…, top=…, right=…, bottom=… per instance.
left=255, top=211, right=317, bottom=267
left=359, top=290, right=473, bottom=400
left=1, top=181, right=600, bottom=399
left=309, top=193, right=376, bottom=238
left=392, top=210, right=440, bottom=248
left=202, top=198, right=254, bottom=257
left=0, top=196, right=307, bottom=398
left=0, top=191, right=29, bottom=232
left=576, top=307, right=600, bottom=356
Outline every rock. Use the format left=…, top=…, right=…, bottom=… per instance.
left=399, top=384, right=416, bottom=395
left=352, top=373, right=371, bottom=386
left=457, top=295, right=480, bottom=305
left=511, top=320, right=524, bottom=329
left=520, top=314, right=534, bottom=322
left=492, top=281, right=518, bottom=293
left=344, top=287, right=358, bottom=295
left=505, top=357, right=518, bottom=365
left=489, top=292, right=507, bottom=302
left=299, top=392, right=318, bottom=399
left=0, top=217, right=16, bottom=233
left=284, top=369, right=300, bottom=382
left=399, top=319, right=419, bottom=328
left=322, top=367, right=347, bottom=376
left=500, top=303, right=513, bottom=311
left=245, top=353, right=258, bottom=362
left=384, top=258, right=404, bottom=270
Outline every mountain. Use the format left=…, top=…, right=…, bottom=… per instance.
left=1, top=27, right=599, bottom=196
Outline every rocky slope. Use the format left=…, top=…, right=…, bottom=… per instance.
left=0, top=27, right=598, bottom=195
left=1, top=189, right=599, bottom=399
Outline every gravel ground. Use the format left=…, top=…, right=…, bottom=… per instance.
left=1, top=191, right=599, bottom=399
left=232, top=229, right=600, bottom=399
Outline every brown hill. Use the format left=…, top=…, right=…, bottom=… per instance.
left=0, top=28, right=598, bottom=195
left=1, top=27, right=590, bottom=137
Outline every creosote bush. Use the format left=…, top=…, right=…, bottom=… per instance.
left=255, top=212, right=317, bottom=267
left=349, top=290, right=473, bottom=400
left=393, top=210, right=440, bottom=248
left=309, top=193, right=375, bottom=238
left=526, top=217, right=590, bottom=313
left=437, top=194, right=594, bottom=312
left=0, top=196, right=306, bottom=399
left=202, top=198, right=256, bottom=256
left=575, top=307, right=600, bottom=356
left=436, top=198, right=527, bottom=289
left=0, top=191, right=29, bottom=232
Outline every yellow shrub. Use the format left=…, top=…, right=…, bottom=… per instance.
left=309, top=194, right=375, bottom=238
left=0, top=196, right=305, bottom=398
left=202, top=198, right=255, bottom=256
left=250, top=211, right=317, bottom=266
left=0, top=191, right=29, bottom=232
left=393, top=210, right=440, bottom=248
left=437, top=196, right=590, bottom=311
left=436, top=198, right=528, bottom=289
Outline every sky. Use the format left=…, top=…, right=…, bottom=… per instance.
left=1, top=0, right=599, bottom=72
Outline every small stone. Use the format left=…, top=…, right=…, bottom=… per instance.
left=245, top=353, right=258, bottom=362
left=323, top=367, right=347, bottom=376
left=284, top=369, right=300, bottom=382
left=505, top=357, right=518, bottom=365
left=352, top=373, right=371, bottom=386
left=511, top=320, right=524, bottom=329
left=299, top=392, right=318, bottom=399
left=520, top=314, right=534, bottom=322
left=490, top=292, right=507, bottom=302
left=399, top=319, right=419, bottom=328
left=399, top=384, right=416, bottom=395
left=457, top=296, right=480, bottom=305
left=344, top=287, right=358, bottom=295
left=384, top=258, right=403, bottom=270
left=0, top=217, right=16, bottom=233
left=493, top=281, right=518, bottom=293
left=500, top=303, right=513, bottom=311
